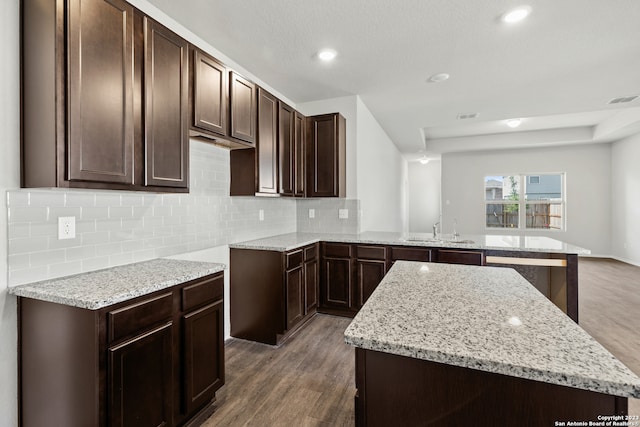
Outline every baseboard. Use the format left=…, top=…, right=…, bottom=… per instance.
left=579, top=253, right=640, bottom=268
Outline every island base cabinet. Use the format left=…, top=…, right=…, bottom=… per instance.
left=355, top=348, right=627, bottom=427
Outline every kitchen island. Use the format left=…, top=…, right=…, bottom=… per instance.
left=344, top=261, right=640, bottom=426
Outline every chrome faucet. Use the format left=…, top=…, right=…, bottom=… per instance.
left=452, top=218, right=460, bottom=241
left=433, top=222, right=440, bottom=238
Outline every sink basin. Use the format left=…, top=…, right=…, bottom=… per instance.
left=401, top=237, right=475, bottom=245
left=402, top=237, right=442, bottom=243
left=444, top=239, right=475, bottom=244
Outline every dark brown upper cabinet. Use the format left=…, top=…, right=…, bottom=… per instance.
left=279, top=103, right=295, bottom=196
left=21, top=0, right=189, bottom=192
left=229, top=72, right=257, bottom=145
left=279, top=103, right=306, bottom=197
left=307, top=113, right=346, bottom=198
left=143, top=18, right=189, bottom=189
left=66, top=0, right=135, bottom=186
left=190, top=49, right=228, bottom=139
left=294, top=111, right=306, bottom=197
left=257, top=88, right=279, bottom=194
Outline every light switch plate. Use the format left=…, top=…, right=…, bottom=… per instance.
left=339, top=209, right=349, bottom=219
left=309, top=209, right=315, bottom=219
left=58, top=216, right=76, bottom=240
left=259, top=209, right=264, bottom=221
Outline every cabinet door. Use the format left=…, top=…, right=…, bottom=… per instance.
left=304, top=259, right=318, bottom=313
left=108, top=322, right=173, bottom=427
left=286, top=266, right=305, bottom=329
left=183, top=300, right=224, bottom=415
left=229, top=72, right=257, bottom=144
left=192, top=50, right=227, bottom=136
left=294, top=111, right=306, bottom=197
left=279, top=103, right=295, bottom=196
left=307, top=113, right=345, bottom=198
left=321, top=257, right=353, bottom=309
left=257, top=88, right=278, bottom=194
left=357, top=260, right=387, bottom=307
left=144, top=18, right=189, bottom=188
left=67, top=0, right=134, bottom=184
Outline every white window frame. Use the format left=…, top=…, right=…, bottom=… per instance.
left=484, top=173, right=565, bottom=231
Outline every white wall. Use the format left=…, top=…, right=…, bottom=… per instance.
left=1, top=0, right=21, bottom=423
left=611, top=132, right=640, bottom=265
left=408, top=160, right=442, bottom=233
left=355, top=97, right=406, bottom=232
left=441, top=144, right=612, bottom=255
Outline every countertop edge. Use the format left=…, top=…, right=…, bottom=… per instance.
left=8, top=259, right=226, bottom=310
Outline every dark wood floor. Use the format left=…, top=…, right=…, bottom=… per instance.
left=204, top=257, right=640, bottom=426
left=204, top=315, right=355, bottom=426
left=578, top=257, right=640, bottom=415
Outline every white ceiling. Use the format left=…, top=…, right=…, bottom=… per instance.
left=146, top=0, right=640, bottom=160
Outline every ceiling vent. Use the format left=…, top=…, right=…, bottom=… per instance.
left=457, top=113, right=478, bottom=120
left=608, top=95, right=638, bottom=104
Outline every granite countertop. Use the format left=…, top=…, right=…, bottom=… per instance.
left=229, top=231, right=590, bottom=255
left=8, top=258, right=226, bottom=310
left=344, top=261, right=640, bottom=398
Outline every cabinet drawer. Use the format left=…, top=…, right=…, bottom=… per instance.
left=356, top=245, right=386, bottom=261
left=182, top=274, right=224, bottom=312
left=304, top=244, right=317, bottom=261
left=324, top=243, right=352, bottom=258
left=390, top=247, right=432, bottom=263
left=109, top=292, right=173, bottom=343
left=286, top=250, right=303, bottom=270
left=437, top=250, right=485, bottom=266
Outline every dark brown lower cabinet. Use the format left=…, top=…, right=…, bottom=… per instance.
left=286, top=263, right=305, bottom=329
left=355, top=245, right=388, bottom=308
left=182, top=300, right=224, bottom=415
left=109, top=323, right=174, bottom=427
left=320, top=243, right=355, bottom=316
left=230, top=245, right=318, bottom=345
left=18, top=272, right=225, bottom=427
left=436, top=249, right=485, bottom=266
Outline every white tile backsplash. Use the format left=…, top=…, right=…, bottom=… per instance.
left=6, top=140, right=360, bottom=286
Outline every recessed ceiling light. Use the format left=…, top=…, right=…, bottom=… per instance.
left=506, top=118, right=522, bottom=128
left=427, top=73, right=450, bottom=83
left=317, top=49, right=337, bottom=62
left=501, top=5, right=532, bottom=23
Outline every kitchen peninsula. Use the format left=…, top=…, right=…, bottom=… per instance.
left=344, top=261, right=640, bottom=426
left=229, top=231, right=589, bottom=345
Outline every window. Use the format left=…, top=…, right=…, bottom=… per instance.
left=484, top=174, right=564, bottom=230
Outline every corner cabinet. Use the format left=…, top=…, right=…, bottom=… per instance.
left=307, top=113, right=346, bottom=198
left=21, top=0, right=189, bottom=192
left=230, top=245, right=319, bottom=345
left=18, top=272, right=225, bottom=427
left=279, top=103, right=306, bottom=197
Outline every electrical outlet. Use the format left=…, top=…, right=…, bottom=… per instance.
left=58, top=216, right=76, bottom=240
left=339, top=209, right=349, bottom=219
left=309, top=209, right=315, bottom=219
left=259, top=209, right=264, bottom=221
